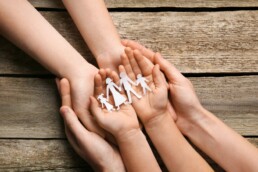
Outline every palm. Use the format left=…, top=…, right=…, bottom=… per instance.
left=70, top=75, right=106, bottom=138
left=98, top=103, right=139, bottom=138
left=132, top=75, right=167, bottom=123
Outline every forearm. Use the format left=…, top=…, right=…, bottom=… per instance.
left=117, top=129, right=161, bottom=172
left=0, top=0, right=94, bottom=79
left=145, top=112, right=213, bottom=172
left=62, top=0, right=124, bottom=68
left=185, top=107, right=258, bottom=172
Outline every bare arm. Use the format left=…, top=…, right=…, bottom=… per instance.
left=155, top=52, right=258, bottom=172
left=62, top=0, right=124, bottom=70
left=145, top=112, right=213, bottom=172
left=0, top=0, right=113, bottom=166
left=0, top=0, right=95, bottom=79
left=116, top=129, right=161, bottom=172
left=184, top=107, right=258, bottom=172
left=91, top=72, right=161, bottom=172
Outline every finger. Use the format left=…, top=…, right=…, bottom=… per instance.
left=134, top=49, right=154, bottom=76
left=152, top=65, right=166, bottom=89
left=122, top=39, right=155, bottom=62
left=125, top=48, right=142, bottom=77
left=154, top=52, right=184, bottom=82
left=111, top=70, right=120, bottom=85
left=60, top=78, right=72, bottom=107
left=60, top=106, right=89, bottom=137
left=90, top=97, right=105, bottom=124
left=121, top=52, right=136, bottom=80
left=64, top=124, right=80, bottom=154
left=99, top=68, right=106, bottom=81
left=105, top=68, right=111, bottom=78
left=94, top=74, right=103, bottom=97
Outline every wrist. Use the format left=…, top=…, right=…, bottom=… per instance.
left=182, top=106, right=218, bottom=139
left=66, top=62, right=98, bottom=81
left=116, top=128, right=144, bottom=145
left=144, top=111, right=172, bottom=130
left=95, top=45, right=124, bottom=70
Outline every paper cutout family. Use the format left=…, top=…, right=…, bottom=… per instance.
left=97, top=72, right=151, bottom=111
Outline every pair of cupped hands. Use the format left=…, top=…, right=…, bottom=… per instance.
left=56, top=40, right=203, bottom=171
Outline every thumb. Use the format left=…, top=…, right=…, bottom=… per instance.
left=153, top=64, right=166, bottom=89
left=154, top=53, right=184, bottom=83
left=90, top=96, right=104, bottom=124
left=60, top=106, right=89, bottom=137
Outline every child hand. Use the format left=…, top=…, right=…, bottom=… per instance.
left=120, top=48, right=169, bottom=126
left=90, top=69, right=140, bottom=140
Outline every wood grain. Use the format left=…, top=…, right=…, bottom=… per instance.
left=1, top=11, right=258, bottom=74
left=0, top=138, right=256, bottom=171
left=28, top=0, right=258, bottom=8
left=0, top=139, right=92, bottom=171
left=0, top=76, right=257, bottom=138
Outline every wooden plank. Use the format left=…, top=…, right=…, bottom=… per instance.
left=0, top=138, right=257, bottom=171
left=28, top=0, right=258, bottom=8
left=0, top=78, right=65, bottom=138
left=191, top=76, right=258, bottom=136
left=0, top=76, right=257, bottom=138
left=0, top=139, right=92, bottom=171
left=1, top=11, right=258, bottom=74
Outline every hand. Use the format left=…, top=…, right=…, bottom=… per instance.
left=90, top=69, right=140, bottom=140
left=154, top=54, right=203, bottom=134
left=57, top=78, right=126, bottom=172
left=120, top=48, right=169, bottom=125
left=68, top=64, right=107, bottom=138
left=96, top=45, right=125, bottom=72
left=122, top=40, right=204, bottom=134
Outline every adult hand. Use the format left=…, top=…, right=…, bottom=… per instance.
left=68, top=64, right=105, bottom=137
left=154, top=53, right=204, bottom=135
left=122, top=40, right=203, bottom=134
left=57, top=78, right=125, bottom=172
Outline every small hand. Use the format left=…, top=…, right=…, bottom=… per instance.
left=120, top=48, right=168, bottom=125
left=56, top=78, right=125, bottom=172
left=90, top=70, right=140, bottom=140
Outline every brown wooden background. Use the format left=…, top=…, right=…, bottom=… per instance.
left=0, top=0, right=257, bottom=171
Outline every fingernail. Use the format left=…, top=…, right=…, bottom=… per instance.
left=61, top=107, right=69, bottom=115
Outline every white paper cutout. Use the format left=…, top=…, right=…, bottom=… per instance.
left=97, top=93, right=115, bottom=111
left=106, top=77, right=127, bottom=110
left=119, top=72, right=142, bottom=103
left=136, top=74, right=152, bottom=95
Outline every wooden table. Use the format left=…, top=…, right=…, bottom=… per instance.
left=0, top=0, right=257, bottom=171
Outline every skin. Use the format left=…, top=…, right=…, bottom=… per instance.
left=57, top=78, right=125, bottom=172
left=123, top=40, right=258, bottom=172
left=121, top=49, right=213, bottom=172
left=90, top=70, right=161, bottom=172
left=0, top=0, right=125, bottom=170
left=62, top=0, right=124, bottom=70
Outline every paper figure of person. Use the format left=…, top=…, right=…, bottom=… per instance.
left=136, top=74, right=152, bottom=95
left=106, top=77, right=127, bottom=110
left=97, top=93, right=115, bottom=111
left=119, top=72, right=142, bottom=104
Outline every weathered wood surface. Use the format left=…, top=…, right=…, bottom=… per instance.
left=28, top=0, right=258, bottom=8
left=1, top=11, right=258, bottom=74
left=0, top=139, right=92, bottom=171
left=0, top=138, right=257, bottom=171
left=0, top=76, right=257, bottom=138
